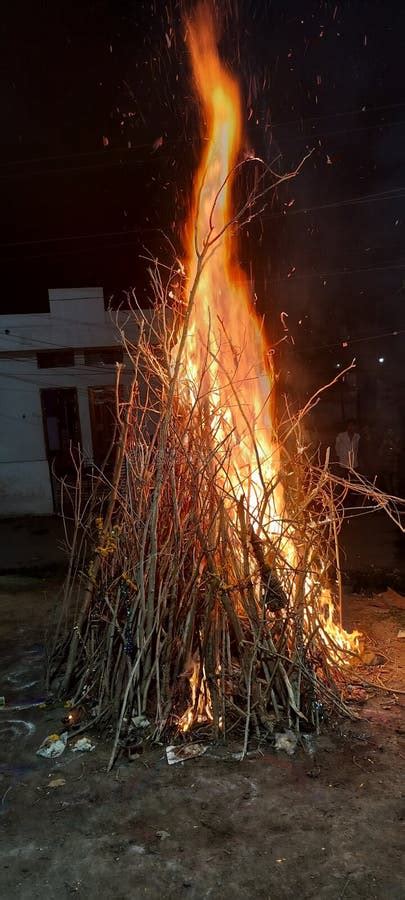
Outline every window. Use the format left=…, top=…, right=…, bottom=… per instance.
left=37, top=349, right=75, bottom=368
left=84, top=347, right=123, bottom=366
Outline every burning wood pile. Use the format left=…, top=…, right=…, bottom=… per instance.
left=49, top=5, right=402, bottom=768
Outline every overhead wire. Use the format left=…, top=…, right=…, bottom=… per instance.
left=0, top=185, right=403, bottom=262
left=272, top=260, right=405, bottom=282
left=0, top=107, right=405, bottom=181
left=0, top=98, right=404, bottom=171
left=294, top=326, right=405, bottom=355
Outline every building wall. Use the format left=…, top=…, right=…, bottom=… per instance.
left=0, top=370, right=53, bottom=514
left=0, top=288, right=141, bottom=517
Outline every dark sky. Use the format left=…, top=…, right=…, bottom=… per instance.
left=1, top=0, right=404, bottom=374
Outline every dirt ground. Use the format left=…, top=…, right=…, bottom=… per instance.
left=1, top=576, right=405, bottom=900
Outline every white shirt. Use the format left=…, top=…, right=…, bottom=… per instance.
left=335, top=431, right=359, bottom=468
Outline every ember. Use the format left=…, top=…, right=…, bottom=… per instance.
left=49, top=3, right=403, bottom=769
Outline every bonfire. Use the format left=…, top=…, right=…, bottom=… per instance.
left=49, top=4, right=403, bottom=769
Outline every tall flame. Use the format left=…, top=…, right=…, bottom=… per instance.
left=182, top=5, right=278, bottom=515
left=177, top=5, right=359, bottom=733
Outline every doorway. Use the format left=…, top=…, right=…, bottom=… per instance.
left=41, top=388, right=82, bottom=509
left=88, top=386, right=120, bottom=470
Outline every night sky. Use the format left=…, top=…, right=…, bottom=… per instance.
left=1, top=0, right=405, bottom=389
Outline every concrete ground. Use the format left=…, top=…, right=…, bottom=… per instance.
left=1, top=513, right=405, bottom=898
left=0, top=574, right=405, bottom=896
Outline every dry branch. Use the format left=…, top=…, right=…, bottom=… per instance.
left=48, top=161, right=405, bottom=766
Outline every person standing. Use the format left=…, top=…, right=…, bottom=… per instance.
left=335, top=420, right=360, bottom=473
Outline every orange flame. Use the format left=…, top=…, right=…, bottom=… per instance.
left=178, top=659, right=213, bottom=732
left=178, top=5, right=359, bottom=728
left=182, top=4, right=278, bottom=515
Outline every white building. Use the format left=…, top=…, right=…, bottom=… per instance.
left=0, top=287, right=138, bottom=516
